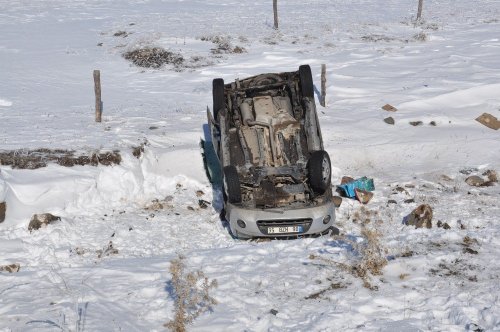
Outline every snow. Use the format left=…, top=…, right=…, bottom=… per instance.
left=1, top=0, right=500, bottom=331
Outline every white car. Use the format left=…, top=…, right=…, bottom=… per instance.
left=207, top=65, right=335, bottom=239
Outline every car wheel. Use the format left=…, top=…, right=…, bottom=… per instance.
left=212, top=78, right=225, bottom=123
left=223, top=165, right=242, bottom=203
left=299, top=65, right=314, bottom=98
left=308, top=150, right=332, bottom=194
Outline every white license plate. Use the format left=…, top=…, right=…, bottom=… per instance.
left=268, top=226, right=302, bottom=234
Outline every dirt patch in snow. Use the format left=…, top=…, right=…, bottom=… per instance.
left=0, top=149, right=121, bottom=169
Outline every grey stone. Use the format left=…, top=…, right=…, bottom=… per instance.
left=465, top=175, right=485, bottom=187
left=383, top=117, right=395, bottom=125
left=28, top=213, right=61, bottom=231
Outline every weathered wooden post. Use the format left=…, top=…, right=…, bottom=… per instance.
left=0, top=201, right=6, bottom=223
left=273, top=0, right=279, bottom=29
left=93, top=70, right=102, bottom=122
left=320, top=64, right=326, bottom=107
left=417, top=0, right=424, bottom=20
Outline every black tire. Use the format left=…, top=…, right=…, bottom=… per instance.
left=212, top=78, right=225, bottom=123
left=223, top=165, right=242, bottom=203
left=308, top=150, right=332, bottom=194
left=299, top=64, right=314, bottom=98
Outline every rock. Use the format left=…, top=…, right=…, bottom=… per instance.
left=196, top=190, right=205, bottom=197
left=146, top=199, right=164, bottom=210
left=198, top=199, right=211, bottom=209
left=437, top=220, right=451, bottom=229
left=460, top=167, right=478, bottom=175
left=387, top=199, right=397, bottom=204
left=483, top=169, right=497, bottom=183
left=404, top=198, right=415, bottom=204
left=0, top=263, right=20, bottom=273
left=475, top=112, right=500, bottom=130
left=440, top=174, right=453, bottom=181
left=409, top=121, right=423, bottom=126
left=429, top=121, right=437, bottom=126
left=340, top=176, right=354, bottom=184
left=465, top=175, right=485, bottom=187
left=270, top=309, right=279, bottom=316
left=383, top=117, right=395, bottom=125
left=404, top=204, right=433, bottom=229
left=354, top=188, right=373, bottom=204
left=28, top=213, right=61, bottom=231
left=0, top=201, right=5, bottom=223
left=463, top=247, right=478, bottom=255
left=332, top=196, right=342, bottom=208
left=382, top=104, right=398, bottom=112
left=394, top=186, right=409, bottom=194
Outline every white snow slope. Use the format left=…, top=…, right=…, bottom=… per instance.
left=1, top=0, right=500, bottom=331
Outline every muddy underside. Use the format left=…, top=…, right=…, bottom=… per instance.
left=0, top=149, right=122, bottom=169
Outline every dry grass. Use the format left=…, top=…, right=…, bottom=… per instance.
left=199, top=35, right=246, bottom=54
left=311, top=208, right=388, bottom=290
left=165, top=255, right=217, bottom=332
left=399, top=273, right=410, bottom=280
left=0, top=149, right=121, bottom=169
left=123, top=47, right=184, bottom=69
left=351, top=225, right=388, bottom=289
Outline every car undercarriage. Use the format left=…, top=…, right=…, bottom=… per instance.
left=207, top=65, right=335, bottom=238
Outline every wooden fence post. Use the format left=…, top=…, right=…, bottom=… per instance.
left=93, top=70, right=102, bottom=123
left=320, top=64, right=326, bottom=107
left=273, top=0, right=279, bottom=29
left=417, top=0, right=424, bottom=20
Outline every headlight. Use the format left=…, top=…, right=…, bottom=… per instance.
left=237, top=219, right=246, bottom=228
left=322, top=215, right=331, bottom=224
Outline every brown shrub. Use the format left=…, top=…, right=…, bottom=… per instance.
left=165, top=255, right=217, bottom=332
left=123, top=47, right=184, bottom=69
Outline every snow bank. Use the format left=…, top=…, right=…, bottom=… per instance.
left=0, top=146, right=207, bottom=228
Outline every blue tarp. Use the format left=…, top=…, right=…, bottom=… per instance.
left=338, top=177, right=375, bottom=198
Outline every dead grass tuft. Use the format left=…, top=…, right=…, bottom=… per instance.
left=413, top=32, right=427, bottom=42
left=123, top=47, right=184, bottom=69
left=0, top=149, right=121, bottom=169
left=199, top=35, right=246, bottom=54
left=165, top=255, right=217, bottom=332
left=309, top=225, right=387, bottom=290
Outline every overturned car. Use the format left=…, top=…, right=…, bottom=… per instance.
left=207, top=65, right=335, bottom=239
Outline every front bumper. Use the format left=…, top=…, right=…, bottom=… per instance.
left=226, top=202, right=335, bottom=238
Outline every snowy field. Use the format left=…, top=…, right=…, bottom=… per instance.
left=1, top=0, right=500, bottom=331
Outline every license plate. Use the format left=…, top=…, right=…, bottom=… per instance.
left=267, top=225, right=303, bottom=234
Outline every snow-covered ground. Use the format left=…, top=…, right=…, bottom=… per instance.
left=1, top=0, right=499, bottom=331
